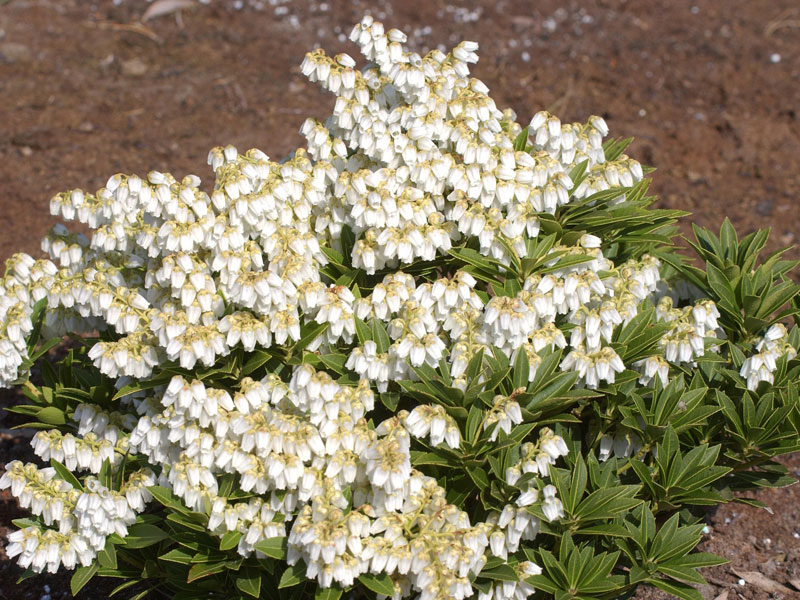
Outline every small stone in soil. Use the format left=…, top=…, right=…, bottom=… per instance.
left=121, top=57, right=148, bottom=77
left=0, top=42, right=32, bottom=63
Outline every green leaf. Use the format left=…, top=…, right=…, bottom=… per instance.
left=380, top=392, right=400, bottom=411
left=236, top=569, right=262, bottom=598
left=661, top=552, right=728, bottom=570
left=410, top=451, right=451, bottom=467
left=480, top=563, right=519, bottom=582
left=50, top=459, right=84, bottom=492
left=110, top=580, right=142, bottom=597
left=719, top=217, right=738, bottom=260
left=565, top=454, right=588, bottom=515
left=648, top=577, right=703, bottom=600
left=320, top=245, right=345, bottom=266
left=354, top=317, right=372, bottom=345
left=320, top=353, right=347, bottom=375
left=466, top=405, right=483, bottom=443
left=315, top=585, right=343, bottom=600
left=29, top=338, right=63, bottom=364
left=159, top=548, right=194, bottom=564
left=97, top=538, right=117, bottom=569
left=540, top=253, right=596, bottom=274
left=449, top=248, right=511, bottom=279
left=278, top=562, right=307, bottom=588
left=25, top=297, right=48, bottom=352
left=574, top=485, right=642, bottom=521
left=466, top=347, right=486, bottom=381
left=576, top=523, right=632, bottom=538
left=71, top=564, right=99, bottom=596
left=129, top=587, right=159, bottom=600
left=292, top=322, right=330, bottom=355
left=242, top=349, right=275, bottom=376
left=112, top=373, right=172, bottom=401
left=512, top=348, right=530, bottom=390
left=656, top=565, right=707, bottom=585
left=98, top=457, right=112, bottom=489
left=148, top=485, right=191, bottom=514
left=706, top=263, right=740, bottom=320
left=339, top=225, right=356, bottom=265
left=11, top=518, right=38, bottom=529
left=187, top=561, right=227, bottom=582
left=36, top=406, right=65, bottom=425
left=166, top=511, right=209, bottom=533
left=604, top=137, right=634, bottom=161
left=466, top=466, right=490, bottom=491
left=123, top=523, right=169, bottom=549
left=219, top=530, right=242, bottom=551
left=358, top=572, right=396, bottom=596
left=513, top=126, right=529, bottom=151
left=253, top=536, right=288, bottom=559
left=371, top=319, right=391, bottom=353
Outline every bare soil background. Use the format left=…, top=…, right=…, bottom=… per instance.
left=0, top=0, right=798, bottom=598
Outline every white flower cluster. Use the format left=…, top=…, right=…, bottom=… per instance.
left=0, top=255, right=43, bottom=384
left=740, top=323, right=797, bottom=390
left=0, top=461, right=154, bottom=572
left=597, top=431, right=644, bottom=462
left=0, top=14, right=771, bottom=600
left=654, top=297, right=721, bottom=365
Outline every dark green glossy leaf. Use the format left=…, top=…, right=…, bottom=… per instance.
left=71, top=564, right=99, bottom=596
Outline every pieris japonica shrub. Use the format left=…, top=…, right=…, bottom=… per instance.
left=1, top=15, right=799, bottom=600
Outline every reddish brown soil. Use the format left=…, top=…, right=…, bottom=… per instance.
left=0, top=0, right=799, bottom=598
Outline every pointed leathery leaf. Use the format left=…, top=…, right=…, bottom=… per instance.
left=353, top=316, right=372, bottom=346
left=359, top=572, right=395, bottom=596
left=253, top=536, right=287, bottom=559
left=314, top=585, right=343, bottom=600
left=466, top=404, right=483, bottom=442
left=50, top=459, right=84, bottom=492
left=565, top=540, right=583, bottom=588
left=278, top=562, right=306, bottom=588
left=719, top=217, right=738, bottom=261
left=538, top=548, right=569, bottom=588
left=479, top=563, right=519, bottom=582
left=661, top=552, right=728, bottom=570
left=565, top=453, right=588, bottom=514
left=524, top=574, right=559, bottom=595
left=651, top=513, right=703, bottom=562
left=70, top=564, right=99, bottom=596
left=513, top=126, right=529, bottom=151
left=574, top=485, right=642, bottom=521
left=512, top=346, right=530, bottom=390
left=575, top=523, right=632, bottom=538
left=548, top=466, right=570, bottom=512
left=648, top=577, right=704, bottom=600
left=622, top=503, right=657, bottom=558
left=654, top=426, right=679, bottom=484
left=738, top=228, right=769, bottom=270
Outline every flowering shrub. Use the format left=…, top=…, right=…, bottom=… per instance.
left=1, top=15, right=799, bottom=600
